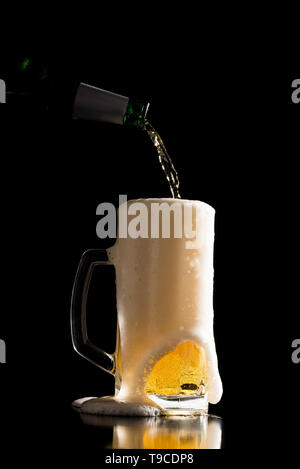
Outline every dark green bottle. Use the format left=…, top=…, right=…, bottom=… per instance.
left=1, top=57, right=150, bottom=127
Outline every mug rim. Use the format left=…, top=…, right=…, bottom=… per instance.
left=121, top=198, right=215, bottom=213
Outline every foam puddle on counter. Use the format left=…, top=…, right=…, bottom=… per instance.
left=73, top=396, right=162, bottom=417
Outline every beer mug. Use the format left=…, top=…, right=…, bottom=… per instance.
left=71, top=198, right=222, bottom=415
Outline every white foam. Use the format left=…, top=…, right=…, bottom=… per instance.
left=74, top=397, right=161, bottom=417
left=72, top=397, right=97, bottom=408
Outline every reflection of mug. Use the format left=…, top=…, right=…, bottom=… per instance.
left=79, top=414, right=223, bottom=449
left=71, top=199, right=222, bottom=414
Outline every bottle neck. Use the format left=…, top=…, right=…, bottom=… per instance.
left=72, top=82, right=150, bottom=127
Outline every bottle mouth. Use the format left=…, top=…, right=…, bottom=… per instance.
left=123, top=98, right=150, bottom=127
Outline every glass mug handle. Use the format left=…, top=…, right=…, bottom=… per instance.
left=70, top=249, right=116, bottom=375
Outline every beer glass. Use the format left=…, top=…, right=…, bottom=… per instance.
left=71, top=198, right=222, bottom=415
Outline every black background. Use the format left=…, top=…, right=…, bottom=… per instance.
left=0, top=22, right=299, bottom=460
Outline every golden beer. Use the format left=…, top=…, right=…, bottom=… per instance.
left=145, top=341, right=208, bottom=397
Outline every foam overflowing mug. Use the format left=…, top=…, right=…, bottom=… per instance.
left=71, top=198, right=223, bottom=415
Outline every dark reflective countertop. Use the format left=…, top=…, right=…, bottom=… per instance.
left=72, top=407, right=223, bottom=449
